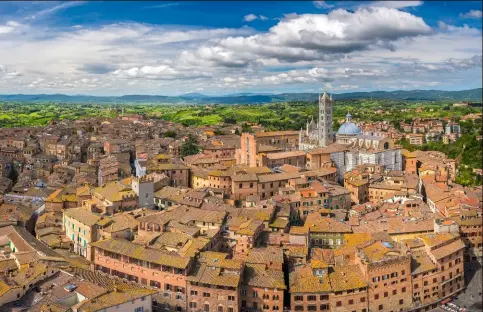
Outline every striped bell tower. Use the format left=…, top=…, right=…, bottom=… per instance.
left=318, top=91, right=333, bottom=147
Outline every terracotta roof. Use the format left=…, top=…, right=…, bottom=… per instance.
left=359, top=240, right=403, bottom=263
left=418, top=233, right=459, bottom=248
left=188, top=262, right=242, bottom=288
left=411, top=250, right=437, bottom=275
left=231, top=173, right=258, bottom=182
left=94, top=180, right=136, bottom=202
left=255, top=131, right=299, bottom=138
left=0, top=258, right=17, bottom=273
left=90, top=238, right=191, bottom=269
left=258, top=172, right=301, bottom=183
left=305, top=214, right=352, bottom=234
left=246, top=246, right=284, bottom=265
left=137, top=205, right=226, bottom=226
left=289, top=226, right=307, bottom=235
left=266, top=151, right=306, bottom=159
left=78, top=287, right=156, bottom=312
left=429, top=239, right=465, bottom=260
left=64, top=207, right=103, bottom=226
left=329, top=265, right=367, bottom=291
left=243, top=166, right=273, bottom=174
left=270, top=217, right=289, bottom=229
left=289, top=265, right=331, bottom=293
left=244, top=263, right=286, bottom=289
left=283, top=245, right=308, bottom=257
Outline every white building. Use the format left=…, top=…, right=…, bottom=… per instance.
left=329, top=136, right=402, bottom=183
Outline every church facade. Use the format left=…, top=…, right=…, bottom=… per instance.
left=299, top=91, right=334, bottom=151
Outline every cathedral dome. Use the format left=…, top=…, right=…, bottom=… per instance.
left=337, top=113, right=361, bottom=135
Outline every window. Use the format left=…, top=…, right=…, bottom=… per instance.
left=134, top=308, right=144, bottom=312
left=402, top=287, right=406, bottom=293
left=336, top=301, right=342, bottom=307
left=414, top=284, right=419, bottom=289
left=294, top=295, right=303, bottom=301
left=392, top=290, right=397, bottom=295
left=228, top=308, right=234, bottom=312
left=399, top=299, right=404, bottom=305
left=294, top=306, right=304, bottom=312
left=348, top=299, right=354, bottom=305
left=379, top=305, right=384, bottom=311
left=384, top=292, right=388, bottom=297
left=401, top=270, right=405, bottom=275
left=320, top=304, right=329, bottom=311
left=253, top=291, right=258, bottom=298
left=374, top=294, right=379, bottom=300
left=320, top=295, right=329, bottom=300
left=190, top=290, right=198, bottom=296
left=218, top=306, right=224, bottom=312
left=204, top=304, right=210, bottom=312
left=360, top=297, right=366, bottom=302
left=228, top=295, right=235, bottom=301
left=307, top=295, right=316, bottom=301
left=203, top=292, right=210, bottom=297
left=189, top=302, right=197, bottom=308
left=307, top=306, right=317, bottom=311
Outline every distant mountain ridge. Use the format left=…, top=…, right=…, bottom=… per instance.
left=0, top=88, right=481, bottom=104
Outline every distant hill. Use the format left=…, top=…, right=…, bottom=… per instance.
left=180, top=92, right=209, bottom=99
left=0, top=88, right=480, bottom=104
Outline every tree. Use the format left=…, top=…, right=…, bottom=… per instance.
left=223, top=117, right=237, bottom=124
left=163, top=130, right=176, bottom=138
left=241, top=123, right=253, bottom=133
left=181, top=135, right=200, bottom=158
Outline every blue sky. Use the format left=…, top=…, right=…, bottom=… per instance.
left=0, top=1, right=481, bottom=95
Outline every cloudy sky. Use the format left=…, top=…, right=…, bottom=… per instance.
left=0, top=1, right=481, bottom=95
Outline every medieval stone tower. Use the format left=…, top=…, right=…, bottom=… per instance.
left=318, top=91, right=333, bottom=147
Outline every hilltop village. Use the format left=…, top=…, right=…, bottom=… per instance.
left=0, top=94, right=481, bottom=312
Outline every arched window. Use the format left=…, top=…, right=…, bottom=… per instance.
left=384, top=142, right=389, bottom=150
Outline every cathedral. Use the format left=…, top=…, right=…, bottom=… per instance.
left=299, top=91, right=402, bottom=182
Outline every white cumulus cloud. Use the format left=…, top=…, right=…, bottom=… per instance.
left=460, top=10, right=482, bottom=19
left=362, top=1, right=423, bottom=9
left=244, top=14, right=268, bottom=22
left=313, top=1, right=334, bottom=9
